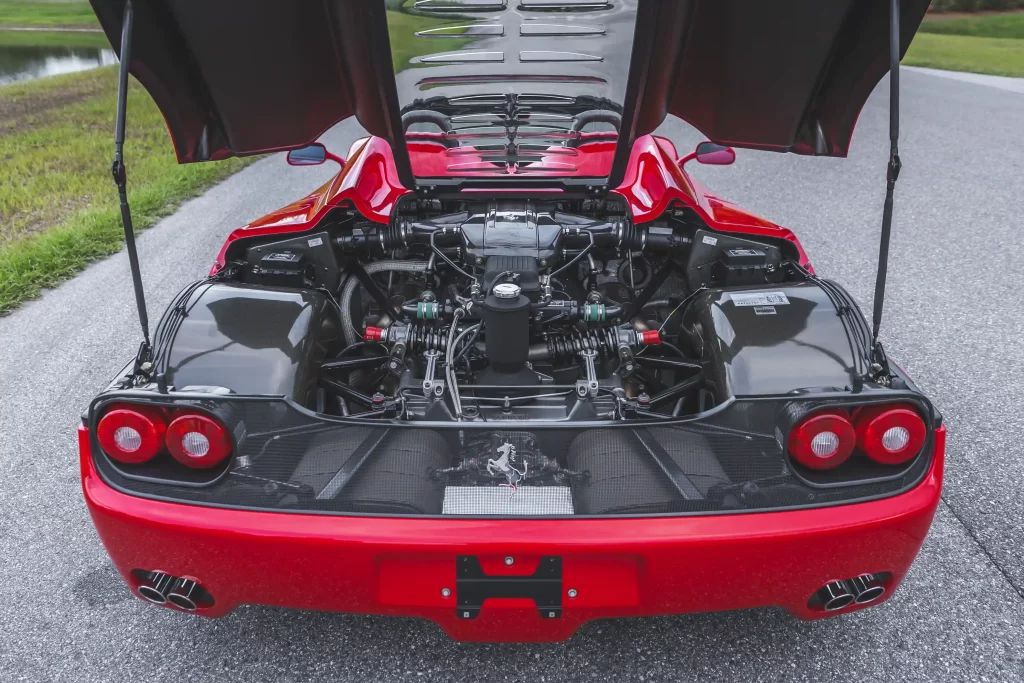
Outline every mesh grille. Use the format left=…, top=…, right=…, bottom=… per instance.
left=90, top=395, right=933, bottom=518
left=443, top=487, right=574, bottom=515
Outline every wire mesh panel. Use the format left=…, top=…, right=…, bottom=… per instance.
left=443, top=487, right=574, bottom=515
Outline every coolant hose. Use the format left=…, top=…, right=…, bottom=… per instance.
left=341, top=260, right=430, bottom=346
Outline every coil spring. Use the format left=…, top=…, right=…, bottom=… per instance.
left=545, top=328, right=618, bottom=362
left=405, top=325, right=448, bottom=352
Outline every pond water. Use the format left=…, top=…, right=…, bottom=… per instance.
left=0, top=42, right=117, bottom=86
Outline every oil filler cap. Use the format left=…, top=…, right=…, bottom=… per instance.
left=493, top=283, right=522, bottom=300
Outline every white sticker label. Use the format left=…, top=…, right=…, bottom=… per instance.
left=731, top=291, right=790, bottom=307
left=702, top=235, right=718, bottom=246
left=307, top=237, right=324, bottom=247
left=753, top=306, right=777, bottom=315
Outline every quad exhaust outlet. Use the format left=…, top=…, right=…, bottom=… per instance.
left=818, top=581, right=855, bottom=611
left=166, top=579, right=202, bottom=611
left=135, top=570, right=211, bottom=611
left=137, top=571, right=175, bottom=604
left=848, top=574, right=886, bottom=604
left=810, top=573, right=889, bottom=612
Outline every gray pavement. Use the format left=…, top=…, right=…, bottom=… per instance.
left=1, top=68, right=1023, bottom=682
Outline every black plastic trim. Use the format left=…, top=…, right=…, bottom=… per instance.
left=86, top=387, right=940, bottom=520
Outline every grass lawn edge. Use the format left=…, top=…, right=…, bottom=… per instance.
left=0, top=157, right=255, bottom=314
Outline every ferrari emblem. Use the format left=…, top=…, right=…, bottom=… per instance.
left=487, top=441, right=527, bottom=500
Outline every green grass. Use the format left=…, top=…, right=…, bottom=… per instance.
left=0, top=0, right=98, bottom=29
left=907, top=11, right=1024, bottom=76
left=921, top=11, right=1024, bottom=39
left=905, top=31, right=1024, bottom=77
left=0, top=28, right=107, bottom=48
left=0, top=66, right=253, bottom=312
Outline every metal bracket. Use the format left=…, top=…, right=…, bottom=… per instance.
left=455, top=556, right=563, bottom=620
left=576, top=349, right=599, bottom=399
left=422, top=349, right=445, bottom=398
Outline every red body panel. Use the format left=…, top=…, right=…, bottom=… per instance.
left=81, top=426, right=944, bottom=642
left=102, top=134, right=937, bottom=640
left=210, top=135, right=810, bottom=274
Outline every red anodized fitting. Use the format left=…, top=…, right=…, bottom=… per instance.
left=364, top=326, right=385, bottom=342
left=641, top=330, right=662, bottom=346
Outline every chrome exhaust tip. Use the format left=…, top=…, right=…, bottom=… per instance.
left=137, top=572, right=174, bottom=604
left=166, top=579, right=200, bottom=612
left=819, top=581, right=855, bottom=611
left=849, top=574, right=886, bottom=604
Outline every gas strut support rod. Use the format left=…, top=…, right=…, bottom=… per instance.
left=869, top=0, right=902, bottom=382
left=111, top=0, right=151, bottom=362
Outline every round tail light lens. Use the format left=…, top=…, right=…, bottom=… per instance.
left=855, top=403, right=926, bottom=465
left=97, top=405, right=166, bottom=464
left=166, top=413, right=232, bottom=469
left=787, top=409, right=855, bottom=470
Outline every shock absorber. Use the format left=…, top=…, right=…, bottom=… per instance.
left=365, top=322, right=450, bottom=378
left=544, top=328, right=617, bottom=362
left=539, top=326, right=660, bottom=363
left=365, top=323, right=449, bottom=352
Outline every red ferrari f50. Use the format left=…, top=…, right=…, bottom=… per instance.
left=81, top=0, right=941, bottom=641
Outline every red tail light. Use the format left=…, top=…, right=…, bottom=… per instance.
left=854, top=403, right=926, bottom=465
left=165, top=412, right=232, bottom=469
left=97, top=404, right=166, bottom=464
left=787, top=409, right=855, bottom=470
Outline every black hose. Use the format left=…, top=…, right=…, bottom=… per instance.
left=430, top=231, right=477, bottom=284
left=659, top=341, right=685, bottom=358
left=336, top=341, right=387, bottom=358
left=453, top=323, right=482, bottom=365
left=548, top=230, right=594, bottom=279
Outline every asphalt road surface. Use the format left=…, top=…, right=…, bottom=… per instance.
left=1, top=68, right=1023, bottom=682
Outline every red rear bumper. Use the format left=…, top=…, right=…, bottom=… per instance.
left=81, top=427, right=944, bottom=642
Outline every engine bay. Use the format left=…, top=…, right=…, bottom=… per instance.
left=168, top=196, right=857, bottom=427
left=114, top=195, right=914, bottom=515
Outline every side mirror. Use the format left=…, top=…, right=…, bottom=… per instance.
left=679, top=141, right=736, bottom=168
left=286, top=143, right=345, bottom=168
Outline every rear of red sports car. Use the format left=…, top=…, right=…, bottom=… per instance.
left=82, top=0, right=940, bottom=641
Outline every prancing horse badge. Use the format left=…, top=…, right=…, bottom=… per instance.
left=487, top=441, right=527, bottom=500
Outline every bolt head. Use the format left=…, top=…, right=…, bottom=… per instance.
left=568, top=589, right=578, bottom=598
left=441, top=588, right=451, bottom=598
left=504, top=556, right=514, bottom=566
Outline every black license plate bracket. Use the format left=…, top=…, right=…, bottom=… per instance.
left=455, top=555, right=563, bottom=619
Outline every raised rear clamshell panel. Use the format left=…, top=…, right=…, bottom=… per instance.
left=162, top=283, right=341, bottom=402
left=684, top=282, right=861, bottom=399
